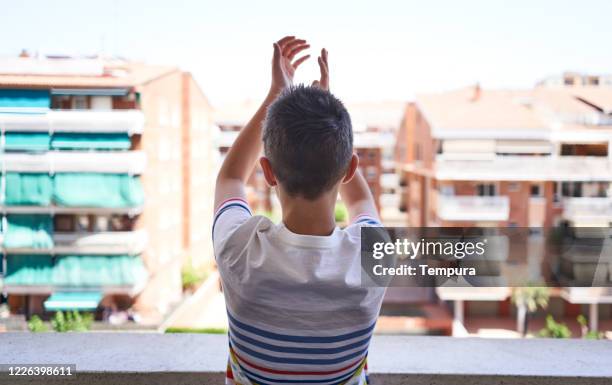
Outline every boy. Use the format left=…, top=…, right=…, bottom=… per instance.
left=214, top=36, right=385, bottom=385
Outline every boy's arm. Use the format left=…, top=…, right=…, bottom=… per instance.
left=340, top=170, right=381, bottom=223
left=214, top=36, right=310, bottom=209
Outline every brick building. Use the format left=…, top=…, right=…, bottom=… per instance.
left=0, top=55, right=217, bottom=323
left=394, top=77, right=612, bottom=334
left=214, top=101, right=405, bottom=219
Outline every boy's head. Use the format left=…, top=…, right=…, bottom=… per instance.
left=262, top=85, right=355, bottom=200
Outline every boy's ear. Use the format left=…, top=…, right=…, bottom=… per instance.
left=342, top=153, right=359, bottom=184
left=259, top=156, right=278, bottom=187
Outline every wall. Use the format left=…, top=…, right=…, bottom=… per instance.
left=134, top=71, right=185, bottom=320
left=1, top=333, right=611, bottom=385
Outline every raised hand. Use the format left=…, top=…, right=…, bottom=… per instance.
left=271, top=36, right=310, bottom=94
left=312, top=48, right=329, bottom=91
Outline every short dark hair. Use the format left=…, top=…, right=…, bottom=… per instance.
left=263, top=85, right=353, bottom=200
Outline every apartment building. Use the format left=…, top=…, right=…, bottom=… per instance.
left=395, top=78, right=612, bottom=334
left=351, top=102, right=406, bottom=225
left=0, top=55, right=216, bottom=323
left=214, top=101, right=404, bottom=219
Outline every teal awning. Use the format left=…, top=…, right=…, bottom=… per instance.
left=3, top=132, right=50, bottom=152
left=4, top=172, right=53, bottom=206
left=5, top=254, right=146, bottom=287
left=3, top=214, right=53, bottom=249
left=53, top=173, right=144, bottom=208
left=0, top=89, right=50, bottom=109
left=4, top=254, right=53, bottom=285
left=51, top=133, right=131, bottom=150
left=44, top=291, right=103, bottom=311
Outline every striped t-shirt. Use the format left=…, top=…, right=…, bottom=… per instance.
left=213, top=198, right=385, bottom=385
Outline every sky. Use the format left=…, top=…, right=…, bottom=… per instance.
left=1, top=0, right=612, bottom=106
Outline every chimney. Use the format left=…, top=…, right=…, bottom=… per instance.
left=470, top=83, right=481, bottom=102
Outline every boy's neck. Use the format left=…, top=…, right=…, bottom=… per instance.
left=280, top=193, right=337, bottom=236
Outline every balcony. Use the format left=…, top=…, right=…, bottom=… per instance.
left=434, top=156, right=612, bottom=181
left=2, top=230, right=147, bottom=255
left=437, top=195, right=510, bottom=222
left=1, top=151, right=146, bottom=174
left=0, top=333, right=610, bottom=385
left=563, top=197, right=612, bottom=226
left=0, top=110, right=144, bottom=134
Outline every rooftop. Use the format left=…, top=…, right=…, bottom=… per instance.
left=416, top=85, right=612, bottom=135
left=0, top=56, right=178, bottom=89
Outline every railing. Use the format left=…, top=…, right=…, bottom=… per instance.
left=1, top=151, right=147, bottom=174
left=2, top=230, right=148, bottom=255
left=0, top=333, right=610, bottom=385
left=437, top=195, right=510, bottom=221
left=0, top=110, right=144, bottom=134
left=563, top=197, right=612, bottom=225
left=435, top=156, right=612, bottom=181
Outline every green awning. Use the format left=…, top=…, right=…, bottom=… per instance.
left=0, top=89, right=50, bottom=109
left=5, top=254, right=146, bottom=287
left=3, top=132, right=51, bottom=151
left=4, top=172, right=53, bottom=206
left=53, top=173, right=144, bottom=208
left=50, top=133, right=131, bottom=151
left=44, top=291, right=103, bottom=311
left=3, top=214, right=53, bottom=249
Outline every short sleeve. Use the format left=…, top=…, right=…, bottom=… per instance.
left=351, top=213, right=382, bottom=226
left=212, top=198, right=252, bottom=260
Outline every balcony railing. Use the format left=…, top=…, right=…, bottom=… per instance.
left=2, top=230, right=147, bottom=255
left=563, top=197, right=612, bottom=226
left=0, top=110, right=145, bottom=134
left=1, top=151, right=146, bottom=174
left=437, top=195, right=510, bottom=222
left=0, top=333, right=610, bottom=385
left=434, top=155, right=612, bottom=181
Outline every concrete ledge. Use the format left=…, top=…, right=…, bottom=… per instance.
left=1, top=333, right=611, bottom=385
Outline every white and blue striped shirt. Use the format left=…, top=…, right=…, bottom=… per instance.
left=213, top=198, right=385, bottom=385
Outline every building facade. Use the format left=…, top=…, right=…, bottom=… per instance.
left=395, top=79, right=612, bottom=334
left=214, top=101, right=405, bottom=221
left=0, top=56, right=216, bottom=324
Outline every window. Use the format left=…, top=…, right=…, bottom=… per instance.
left=76, top=215, right=90, bottom=232
left=561, top=181, right=582, bottom=197
left=54, top=215, right=76, bottom=232
left=439, top=185, right=455, bottom=196
left=366, top=166, right=378, bottom=181
left=477, top=183, right=496, bottom=196
left=110, top=215, right=134, bottom=231
left=530, top=184, right=542, bottom=197
left=93, top=216, right=110, bottom=232
left=414, top=143, right=422, bottom=161
left=72, top=96, right=88, bottom=110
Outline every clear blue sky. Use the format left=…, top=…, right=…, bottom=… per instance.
left=2, top=0, right=611, bottom=105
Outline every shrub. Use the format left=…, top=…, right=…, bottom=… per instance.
left=181, top=265, right=208, bottom=291
left=27, top=315, right=48, bottom=332
left=51, top=311, right=94, bottom=332
left=538, top=315, right=571, bottom=338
